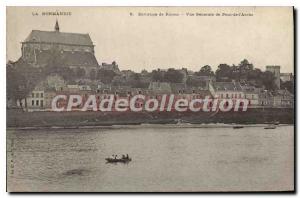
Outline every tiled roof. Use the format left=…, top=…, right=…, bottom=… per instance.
left=24, top=30, right=94, bottom=46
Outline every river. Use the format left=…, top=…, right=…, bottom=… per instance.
left=7, top=125, right=294, bottom=192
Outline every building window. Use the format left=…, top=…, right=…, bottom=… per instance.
left=36, top=100, right=39, bottom=106
left=41, top=93, right=43, bottom=97
left=41, top=100, right=43, bottom=107
left=32, top=100, right=34, bottom=106
left=32, top=93, right=34, bottom=98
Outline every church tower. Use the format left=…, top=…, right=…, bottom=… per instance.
left=55, top=20, right=59, bottom=32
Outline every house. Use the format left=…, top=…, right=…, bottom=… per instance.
left=16, top=75, right=67, bottom=111
left=241, top=85, right=260, bottom=106
left=101, top=61, right=120, bottom=73
left=212, top=81, right=244, bottom=100
left=258, top=89, right=294, bottom=107
left=148, top=82, right=172, bottom=94
left=280, top=73, right=293, bottom=82
left=274, top=89, right=294, bottom=107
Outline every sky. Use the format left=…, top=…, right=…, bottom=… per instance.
left=6, top=6, right=294, bottom=73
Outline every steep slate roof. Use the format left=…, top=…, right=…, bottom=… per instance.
left=35, top=50, right=98, bottom=67
left=213, top=82, right=243, bottom=91
left=24, top=30, right=94, bottom=46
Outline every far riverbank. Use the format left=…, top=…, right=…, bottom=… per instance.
left=7, top=107, right=294, bottom=128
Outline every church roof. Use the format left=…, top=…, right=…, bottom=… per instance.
left=35, top=50, right=99, bottom=67
left=23, top=30, right=94, bottom=46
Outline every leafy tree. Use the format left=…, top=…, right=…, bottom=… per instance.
left=164, top=68, right=184, bottom=83
left=97, top=69, right=117, bottom=84
left=151, top=69, right=164, bottom=82
left=261, top=71, right=277, bottom=90
left=281, top=80, right=294, bottom=94
left=7, top=65, right=27, bottom=105
left=112, top=75, right=126, bottom=86
left=238, top=59, right=254, bottom=80
left=239, top=59, right=254, bottom=72
left=215, top=64, right=231, bottom=81
left=7, top=60, right=44, bottom=108
left=195, top=65, right=214, bottom=76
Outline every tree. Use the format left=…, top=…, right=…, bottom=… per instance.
left=164, top=68, right=184, bottom=83
left=239, top=59, right=254, bottom=71
left=238, top=59, right=254, bottom=80
left=7, top=65, right=27, bottom=105
left=281, top=80, right=294, bottom=94
left=97, top=69, right=117, bottom=84
left=151, top=69, right=164, bottom=82
left=112, top=75, right=126, bottom=86
left=7, top=60, right=44, bottom=109
left=215, top=64, right=231, bottom=81
left=261, top=71, right=277, bottom=90
left=195, top=65, right=214, bottom=76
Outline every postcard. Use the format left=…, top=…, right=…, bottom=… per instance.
left=6, top=6, right=294, bottom=192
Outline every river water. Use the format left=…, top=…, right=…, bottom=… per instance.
left=7, top=125, right=294, bottom=192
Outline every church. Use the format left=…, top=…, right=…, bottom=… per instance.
left=20, top=20, right=99, bottom=74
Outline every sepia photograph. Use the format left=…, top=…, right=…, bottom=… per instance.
left=6, top=6, right=294, bottom=192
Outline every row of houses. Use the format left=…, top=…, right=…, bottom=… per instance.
left=9, top=73, right=294, bottom=111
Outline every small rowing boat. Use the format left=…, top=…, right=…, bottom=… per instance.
left=233, top=126, right=244, bottom=129
left=264, top=125, right=276, bottom=129
left=105, top=155, right=132, bottom=163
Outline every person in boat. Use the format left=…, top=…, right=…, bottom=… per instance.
left=126, top=154, right=129, bottom=159
left=114, top=155, right=117, bottom=159
left=122, top=154, right=126, bottom=159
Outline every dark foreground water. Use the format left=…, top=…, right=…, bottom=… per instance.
left=7, top=125, right=294, bottom=192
